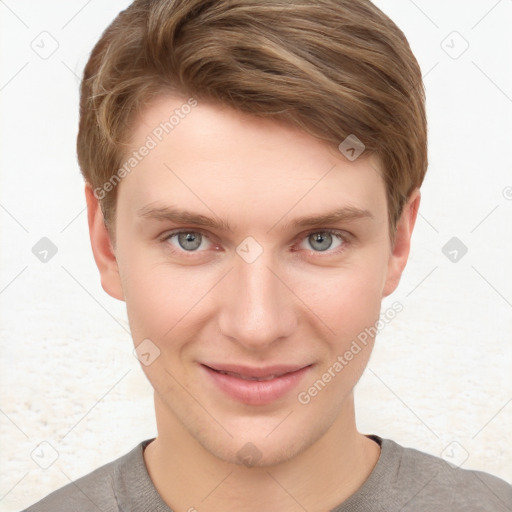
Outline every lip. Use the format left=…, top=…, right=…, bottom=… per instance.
left=201, top=363, right=313, bottom=405
left=203, top=363, right=309, bottom=379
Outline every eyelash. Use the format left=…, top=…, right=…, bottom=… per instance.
left=158, top=228, right=350, bottom=258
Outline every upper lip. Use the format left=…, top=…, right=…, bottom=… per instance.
left=202, top=363, right=311, bottom=378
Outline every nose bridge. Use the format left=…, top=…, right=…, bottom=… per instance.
left=217, top=248, right=296, bottom=348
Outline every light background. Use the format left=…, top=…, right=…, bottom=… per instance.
left=0, top=0, right=511, bottom=510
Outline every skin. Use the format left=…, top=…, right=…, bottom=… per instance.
left=86, top=94, right=420, bottom=512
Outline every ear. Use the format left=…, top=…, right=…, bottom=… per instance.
left=84, top=184, right=125, bottom=301
left=382, top=188, right=421, bottom=297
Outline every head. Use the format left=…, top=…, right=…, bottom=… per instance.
left=81, top=0, right=426, bottom=466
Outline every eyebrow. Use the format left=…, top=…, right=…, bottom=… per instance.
left=136, top=204, right=373, bottom=232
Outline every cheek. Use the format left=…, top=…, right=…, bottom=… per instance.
left=124, top=268, right=189, bottom=342
left=293, top=263, right=385, bottom=405
left=289, top=257, right=386, bottom=342
left=119, top=246, right=218, bottom=347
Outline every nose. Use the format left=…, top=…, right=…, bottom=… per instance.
left=216, top=251, right=298, bottom=351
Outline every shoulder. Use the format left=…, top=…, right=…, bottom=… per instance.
left=380, top=437, right=512, bottom=511
left=21, top=441, right=149, bottom=512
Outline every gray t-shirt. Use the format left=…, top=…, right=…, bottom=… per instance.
left=23, top=435, right=512, bottom=511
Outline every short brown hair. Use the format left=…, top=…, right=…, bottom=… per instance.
left=77, top=0, right=427, bottom=239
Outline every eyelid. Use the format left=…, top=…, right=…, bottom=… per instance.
left=293, top=228, right=350, bottom=255
left=159, top=228, right=351, bottom=255
left=159, top=228, right=219, bottom=251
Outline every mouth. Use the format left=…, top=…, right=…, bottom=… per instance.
left=200, top=363, right=313, bottom=405
left=203, top=362, right=309, bottom=379
left=211, top=370, right=280, bottom=381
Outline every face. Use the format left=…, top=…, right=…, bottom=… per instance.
left=88, top=94, right=417, bottom=467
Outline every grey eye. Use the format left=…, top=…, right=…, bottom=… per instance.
left=177, top=232, right=203, bottom=251
left=308, top=232, right=333, bottom=251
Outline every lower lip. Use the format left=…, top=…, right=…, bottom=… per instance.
left=201, top=364, right=312, bottom=406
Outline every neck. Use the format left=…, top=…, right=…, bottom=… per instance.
left=144, top=393, right=380, bottom=512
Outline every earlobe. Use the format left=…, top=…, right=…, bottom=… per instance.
left=382, top=189, right=421, bottom=297
left=84, top=184, right=125, bottom=301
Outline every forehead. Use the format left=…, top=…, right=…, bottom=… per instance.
left=118, top=94, right=387, bottom=228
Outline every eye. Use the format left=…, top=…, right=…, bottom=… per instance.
left=163, top=230, right=213, bottom=252
left=298, top=230, right=347, bottom=253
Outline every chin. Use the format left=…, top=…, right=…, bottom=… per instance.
left=192, top=416, right=322, bottom=469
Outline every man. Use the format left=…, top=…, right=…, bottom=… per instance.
left=24, top=0, right=512, bottom=510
